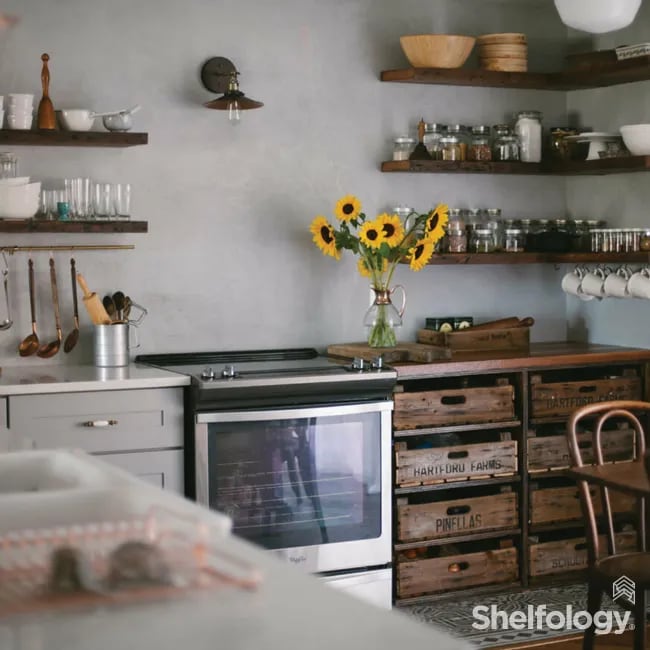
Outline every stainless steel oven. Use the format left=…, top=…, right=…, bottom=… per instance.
left=137, top=348, right=396, bottom=608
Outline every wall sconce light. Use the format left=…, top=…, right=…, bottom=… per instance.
left=200, top=56, right=263, bottom=125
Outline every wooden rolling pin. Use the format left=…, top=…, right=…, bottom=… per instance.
left=468, top=316, right=534, bottom=331
left=76, top=274, right=112, bottom=325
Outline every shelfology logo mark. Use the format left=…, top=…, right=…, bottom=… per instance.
left=473, top=577, right=635, bottom=636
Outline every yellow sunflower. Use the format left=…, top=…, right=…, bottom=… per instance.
left=408, top=238, right=435, bottom=271
left=359, top=219, right=383, bottom=249
left=376, top=213, right=405, bottom=247
left=310, top=216, right=340, bottom=259
left=334, top=195, right=362, bottom=222
left=423, top=204, right=449, bottom=243
left=357, top=258, right=371, bottom=278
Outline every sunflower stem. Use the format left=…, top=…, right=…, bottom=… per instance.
left=367, top=303, right=398, bottom=348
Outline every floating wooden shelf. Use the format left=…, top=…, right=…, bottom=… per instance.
left=420, top=252, right=650, bottom=266
left=0, top=220, right=148, bottom=233
left=0, top=130, right=148, bottom=147
left=381, top=156, right=650, bottom=176
left=380, top=56, right=650, bottom=91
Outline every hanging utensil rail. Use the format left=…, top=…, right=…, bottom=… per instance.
left=0, top=244, right=134, bottom=253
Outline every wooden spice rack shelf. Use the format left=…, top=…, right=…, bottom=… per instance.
left=0, top=220, right=148, bottom=233
left=417, top=252, right=650, bottom=266
left=0, top=130, right=148, bottom=147
left=381, top=156, right=650, bottom=176
left=380, top=57, right=650, bottom=91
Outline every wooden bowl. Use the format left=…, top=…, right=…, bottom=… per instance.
left=400, top=34, right=476, bottom=68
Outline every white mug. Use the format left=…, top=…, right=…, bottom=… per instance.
left=603, top=266, right=631, bottom=298
left=561, top=266, right=593, bottom=301
left=627, top=267, right=650, bottom=299
left=580, top=267, right=607, bottom=299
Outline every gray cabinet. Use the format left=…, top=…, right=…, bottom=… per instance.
left=5, top=387, right=185, bottom=494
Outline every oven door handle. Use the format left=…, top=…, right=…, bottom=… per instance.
left=195, top=400, right=394, bottom=424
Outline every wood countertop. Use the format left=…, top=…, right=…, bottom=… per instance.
left=393, top=341, right=650, bottom=379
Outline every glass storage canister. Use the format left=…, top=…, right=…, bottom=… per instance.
left=447, top=227, right=467, bottom=253
left=447, top=207, right=466, bottom=230
left=468, top=125, right=492, bottom=161
left=446, top=125, right=469, bottom=161
left=393, top=136, right=416, bottom=161
left=470, top=228, right=496, bottom=253
left=393, top=205, right=415, bottom=228
left=485, top=208, right=503, bottom=249
left=440, top=135, right=462, bottom=161
left=504, top=228, right=526, bottom=252
left=514, top=110, right=543, bottom=163
left=423, top=123, right=447, bottom=160
left=492, top=125, right=520, bottom=162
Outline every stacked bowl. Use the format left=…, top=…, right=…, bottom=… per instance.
left=0, top=177, right=40, bottom=219
left=6, top=94, right=34, bottom=130
left=477, top=33, right=528, bottom=72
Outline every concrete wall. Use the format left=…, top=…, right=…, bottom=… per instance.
left=566, top=3, right=650, bottom=348
left=0, top=0, right=570, bottom=364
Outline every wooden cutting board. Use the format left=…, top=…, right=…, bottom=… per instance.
left=327, top=342, right=450, bottom=363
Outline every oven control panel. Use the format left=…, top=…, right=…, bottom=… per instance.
left=351, top=356, right=384, bottom=371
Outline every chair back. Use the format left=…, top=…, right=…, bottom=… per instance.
left=567, top=400, right=648, bottom=565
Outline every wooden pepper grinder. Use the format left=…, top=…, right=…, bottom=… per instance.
left=409, top=118, right=432, bottom=161
left=37, top=53, right=56, bottom=130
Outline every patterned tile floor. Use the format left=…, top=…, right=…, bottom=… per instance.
left=401, top=584, right=627, bottom=648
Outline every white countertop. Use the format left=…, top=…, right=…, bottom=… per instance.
left=0, top=451, right=469, bottom=650
left=0, top=363, right=190, bottom=395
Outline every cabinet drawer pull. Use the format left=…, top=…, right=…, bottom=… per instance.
left=82, top=419, right=118, bottom=428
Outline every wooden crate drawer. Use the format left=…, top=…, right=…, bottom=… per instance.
left=527, top=428, right=635, bottom=471
left=8, top=388, right=184, bottom=453
left=397, top=491, right=518, bottom=542
left=397, top=547, right=518, bottom=598
left=396, top=440, right=518, bottom=486
left=530, top=376, right=641, bottom=419
left=530, top=485, right=636, bottom=525
left=530, top=531, right=637, bottom=577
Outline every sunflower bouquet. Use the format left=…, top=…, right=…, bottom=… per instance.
left=309, top=196, right=448, bottom=347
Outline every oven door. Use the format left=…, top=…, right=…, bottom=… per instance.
left=195, top=401, right=392, bottom=573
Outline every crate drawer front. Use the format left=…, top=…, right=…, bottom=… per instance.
left=9, top=388, right=183, bottom=453
left=530, top=486, right=636, bottom=525
left=397, top=548, right=518, bottom=598
left=396, top=441, right=518, bottom=486
left=530, top=377, right=641, bottom=419
left=530, top=532, right=637, bottom=577
left=528, top=428, right=635, bottom=471
left=398, top=492, right=518, bottom=542
left=394, top=385, right=515, bottom=430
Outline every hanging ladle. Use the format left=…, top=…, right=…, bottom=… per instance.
left=37, top=257, right=62, bottom=358
left=0, top=252, right=12, bottom=330
left=64, top=258, right=80, bottom=353
left=18, top=257, right=39, bottom=356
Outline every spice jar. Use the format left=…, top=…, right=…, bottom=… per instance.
left=470, top=228, right=496, bottom=253
left=447, top=125, right=468, bottom=160
left=492, top=125, right=520, bottom=162
left=440, top=135, right=462, bottom=161
left=448, top=227, right=467, bottom=253
left=504, top=228, right=526, bottom=252
left=514, top=110, right=543, bottom=163
left=393, top=136, right=416, bottom=161
left=468, top=126, right=492, bottom=161
left=423, top=123, right=447, bottom=160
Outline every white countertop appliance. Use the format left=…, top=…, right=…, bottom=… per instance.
left=137, top=347, right=397, bottom=608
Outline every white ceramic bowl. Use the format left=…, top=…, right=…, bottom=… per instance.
left=620, top=124, right=650, bottom=155
left=554, top=0, right=641, bottom=34
left=6, top=114, right=32, bottom=130
left=102, top=113, right=132, bottom=132
left=57, top=109, right=95, bottom=131
left=0, top=181, right=40, bottom=218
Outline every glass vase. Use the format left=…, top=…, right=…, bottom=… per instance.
left=364, top=285, right=406, bottom=348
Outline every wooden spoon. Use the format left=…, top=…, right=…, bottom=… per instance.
left=18, top=258, right=39, bottom=357
left=37, top=53, right=56, bottom=130
left=103, top=295, right=117, bottom=322
left=64, top=258, right=80, bottom=353
left=37, top=258, right=62, bottom=358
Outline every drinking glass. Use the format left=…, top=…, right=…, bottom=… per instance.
left=66, top=177, right=92, bottom=220
left=0, top=152, right=17, bottom=179
left=40, top=190, right=58, bottom=221
left=92, top=183, right=113, bottom=220
left=113, top=183, right=131, bottom=221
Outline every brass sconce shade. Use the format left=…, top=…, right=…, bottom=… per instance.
left=200, top=56, right=263, bottom=123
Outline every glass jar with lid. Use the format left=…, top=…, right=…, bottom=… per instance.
left=514, top=110, right=543, bottom=163
left=492, top=125, right=520, bottom=162
left=448, top=227, right=467, bottom=253
left=468, top=125, right=492, bottom=161
left=440, top=135, right=462, bottom=161
left=393, top=204, right=415, bottom=228
left=485, top=208, right=502, bottom=249
left=392, top=136, right=416, bottom=161
left=423, top=123, right=447, bottom=160
left=447, top=208, right=465, bottom=230
left=470, top=228, right=496, bottom=253
left=446, top=125, right=469, bottom=161
left=504, top=228, right=526, bottom=252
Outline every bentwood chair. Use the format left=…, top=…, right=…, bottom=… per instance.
left=567, top=401, right=650, bottom=650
